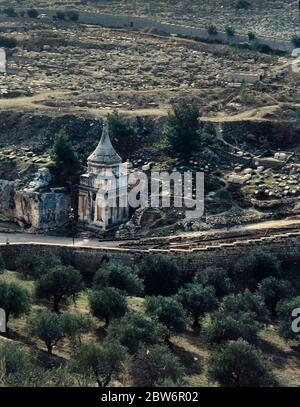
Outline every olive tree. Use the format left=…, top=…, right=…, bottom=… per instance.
left=208, top=339, right=277, bottom=387
left=178, top=283, right=218, bottom=328
left=35, top=265, right=84, bottom=313
left=89, top=287, right=128, bottom=327
left=107, top=312, right=167, bottom=354
left=0, top=281, right=30, bottom=329
left=145, top=296, right=187, bottom=340
left=71, top=339, right=127, bottom=387
left=131, top=344, right=184, bottom=387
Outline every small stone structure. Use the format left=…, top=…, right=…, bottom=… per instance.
left=78, top=121, right=129, bottom=231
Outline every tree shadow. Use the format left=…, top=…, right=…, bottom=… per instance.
left=258, top=338, right=297, bottom=368
left=171, top=342, right=204, bottom=376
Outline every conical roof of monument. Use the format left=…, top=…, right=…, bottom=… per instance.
left=88, top=121, right=122, bottom=165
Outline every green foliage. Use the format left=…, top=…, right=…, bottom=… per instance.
left=0, top=35, right=17, bottom=48
left=107, top=312, right=167, bottom=354
left=35, top=265, right=84, bottom=312
left=225, top=26, right=235, bottom=37
left=66, top=11, right=79, bottom=21
left=233, top=251, right=282, bottom=291
left=93, top=261, right=143, bottom=295
left=141, top=254, right=181, bottom=296
left=145, top=296, right=187, bottom=338
left=2, top=7, right=17, bottom=17
left=0, top=281, right=30, bottom=329
left=0, top=342, right=34, bottom=386
left=0, top=254, right=5, bottom=273
left=56, top=11, right=65, bottom=20
left=107, top=111, right=138, bottom=159
left=236, top=0, right=251, bottom=10
left=164, top=100, right=200, bottom=161
left=60, top=312, right=94, bottom=346
left=222, top=289, right=269, bottom=322
left=50, top=131, right=81, bottom=174
left=28, top=310, right=62, bottom=354
left=208, top=339, right=277, bottom=387
left=248, top=31, right=256, bottom=41
left=89, top=287, right=128, bottom=327
left=178, top=283, right=218, bottom=329
left=27, top=9, right=39, bottom=18
left=292, top=35, right=300, bottom=47
left=206, top=309, right=260, bottom=345
left=277, top=297, right=300, bottom=343
left=29, top=310, right=93, bottom=354
left=131, top=344, right=184, bottom=387
left=193, top=267, right=233, bottom=298
left=70, top=339, right=127, bottom=387
left=15, top=252, right=61, bottom=279
left=258, top=277, right=293, bottom=318
left=207, top=25, right=218, bottom=35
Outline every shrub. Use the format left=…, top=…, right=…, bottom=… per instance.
left=89, top=287, right=128, bottom=327
left=56, top=11, right=65, bottom=20
left=207, top=25, right=218, bottom=36
left=27, top=9, right=39, bottom=18
left=208, top=339, right=277, bottom=387
left=0, top=254, right=5, bottom=273
left=131, top=344, right=184, bottom=387
left=292, top=35, right=300, bottom=47
left=248, top=31, right=256, bottom=41
left=178, top=283, right=218, bottom=329
left=66, top=11, right=79, bottom=22
left=0, top=342, right=34, bottom=385
left=0, top=281, right=30, bottom=329
left=225, top=26, right=235, bottom=37
left=0, top=36, right=17, bottom=48
left=2, top=7, right=17, bottom=17
left=145, top=296, right=187, bottom=339
left=107, top=312, right=167, bottom=353
left=236, top=0, right=251, bottom=10
left=141, top=254, right=181, bottom=296
left=35, top=265, right=84, bottom=312
left=253, top=43, right=273, bottom=54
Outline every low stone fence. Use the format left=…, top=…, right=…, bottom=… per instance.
left=1, top=232, right=299, bottom=278
left=34, top=9, right=293, bottom=53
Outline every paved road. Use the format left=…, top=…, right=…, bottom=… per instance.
left=0, top=217, right=299, bottom=250
left=0, top=232, right=121, bottom=249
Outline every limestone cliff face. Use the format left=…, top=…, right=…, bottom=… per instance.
left=0, top=179, right=70, bottom=232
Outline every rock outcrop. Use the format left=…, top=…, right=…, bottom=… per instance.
left=0, top=171, right=70, bottom=232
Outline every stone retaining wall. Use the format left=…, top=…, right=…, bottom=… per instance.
left=1, top=232, right=299, bottom=278
left=35, top=9, right=293, bottom=52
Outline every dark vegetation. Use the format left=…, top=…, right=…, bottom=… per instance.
left=0, top=248, right=299, bottom=387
